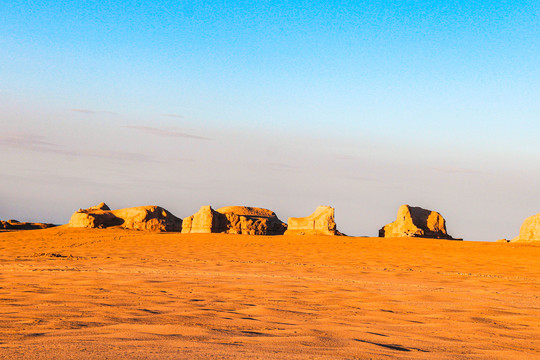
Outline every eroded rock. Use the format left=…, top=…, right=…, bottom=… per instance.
left=511, top=213, right=540, bottom=243
left=284, top=206, right=341, bottom=235
left=379, top=205, right=454, bottom=239
left=68, top=203, right=181, bottom=232
left=181, top=205, right=228, bottom=234
left=217, top=206, right=287, bottom=235
left=0, top=219, right=56, bottom=230
left=181, top=205, right=287, bottom=235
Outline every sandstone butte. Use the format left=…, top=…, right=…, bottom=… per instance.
left=379, top=204, right=456, bottom=239
left=511, top=212, right=540, bottom=242
left=68, top=202, right=182, bottom=232
left=284, top=206, right=342, bottom=236
left=0, top=219, right=56, bottom=230
left=181, top=205, right=287, bottom=235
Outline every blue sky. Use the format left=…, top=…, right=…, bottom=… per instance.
left=1, top=1, right=539, bottom=239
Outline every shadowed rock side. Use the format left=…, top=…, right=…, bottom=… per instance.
left=0, top=219, right=57, bottom=230
left=512, top=212, right=540, bottom=242
left=284, top=206, right=342, bottom=235
left=69, top=203, right=182, bottom=232
left=379, top=205, right=455, bottom=239
left=181, top=206, right=287, bottom=235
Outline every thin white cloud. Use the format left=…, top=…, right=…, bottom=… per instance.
left=70, top=108, right=117, bottom=115
left=345, top=175, right=381, bottom=182
left=264, top=162, right=300, bottom=170
left=0, top=133, right=153, bottom=162
left=433, top=167, right=483, bottom=174
left=0, top=133, right=58, bottom=148
left=161, top=113, right=184, bottom=119
left=124, top=125, right=211, bottom=140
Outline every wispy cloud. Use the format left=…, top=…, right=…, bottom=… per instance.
left=0, top=133, right=153, bottom=162
left=264, top=162, right=300, bottom=170
left=332, top=154, right=361, bottom=161
left=344, top=175, right=381, bottom=182
left=161, top=113, right=184, bottom=119
left=433, top=167, right=483, bottom=174
left=0, top=134, right=58, bottom=149
left=70, top=108, right=117, bottom=115
left=125, top=125, right=210, bottom=140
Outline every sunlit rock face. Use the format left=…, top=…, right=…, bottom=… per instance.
left=181, top=206, right=228, bottom=234
left=216, top=206, right=287, bottom=235
left=68, top=203, right=182, bottom=232
left=512, top=213, right=540, bottom=242
left=379, top=205, right=455, bottom=239
left=0, top=219, right=56, bottom=230
left=181, top=205, right=286, bottom=235
left=284, top=206, right=342, bottom=235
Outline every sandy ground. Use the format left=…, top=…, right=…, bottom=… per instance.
left=0, top=227, right=538, bottom=359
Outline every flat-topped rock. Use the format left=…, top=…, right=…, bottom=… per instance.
left=284, top=206, right=341, bottom=235
left=217, top=206, right=287, bottom=235
left=216, top=206, right=276, bottom=218
left=511, top=212, right=540, bottom=243
left=68, top=203, right=181, bottom=232
left=0, top=219, right=57, bottom=230
left=182, top=206, right=287, bottom=235
left=379, top=205, right=454, bottom=239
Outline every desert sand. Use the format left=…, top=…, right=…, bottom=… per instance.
left=0, top=227, right=538, bottom=359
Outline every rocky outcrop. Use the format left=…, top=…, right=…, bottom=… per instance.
left=0, top=219, right=56, bottom=230
left=284, top=206, right=341, bottom=235
left=69, top=206, right=122, bottom=229
left=216, top=206, right=287, bottom=235
left=181, top=206, right=228, bottom=234
left=511, top=213, right=540, bottom=243
left=379, top=205, right=454, bottom=239
left=181, top=205, right=287, bottom=235
left=68, top=203, right=181, bottom=232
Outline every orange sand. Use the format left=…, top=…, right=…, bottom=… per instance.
left=0, top=227, right=538, bottom=359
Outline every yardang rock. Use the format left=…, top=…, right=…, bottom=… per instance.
left=379, top=205, right=455, bottom=239
left=511, top=212, right=540, bottom=242
left=68, top=203, right=182, bottom=232
left=181, top=205, right=228, bottom=234
left=0, top=219, right=56, bottom=230
left=181, top=205, right=287, bottom=235
left=217, top=206, right=287, bottom=235
left=284, top=206, right=341, bottom=235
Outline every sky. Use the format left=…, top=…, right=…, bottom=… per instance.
left=1, top=1, right=539, bottom=240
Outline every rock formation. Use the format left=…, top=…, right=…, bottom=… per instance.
left=379, top=205, right=454, bottom=239
left=181, top=206, right=228, bottom=234
left=217, top=206, right=287, bottom=235
left=284, top=206, right=341, bottom=235
left=181, top=205, right=287, bottom=235
left=0, top=219, right=56, bottom=230
left=68, top=203, right=181, bottom=232
left=511, top=212, right=540, bottom=242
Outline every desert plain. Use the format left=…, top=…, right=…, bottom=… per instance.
left=0, top=227, right=538, bottom=359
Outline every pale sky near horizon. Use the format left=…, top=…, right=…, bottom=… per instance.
left=1, top=1, right=539, bottom=240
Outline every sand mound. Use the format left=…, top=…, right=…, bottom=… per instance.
left=182, top=205, right=286, bottom=235
left=285, top=206, right=341, bottom=235
left=379, top=204, right=455, bottom=239
left=68, top=203, right=181, bottom=232
left=512, top=212, right=540, bottom=242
